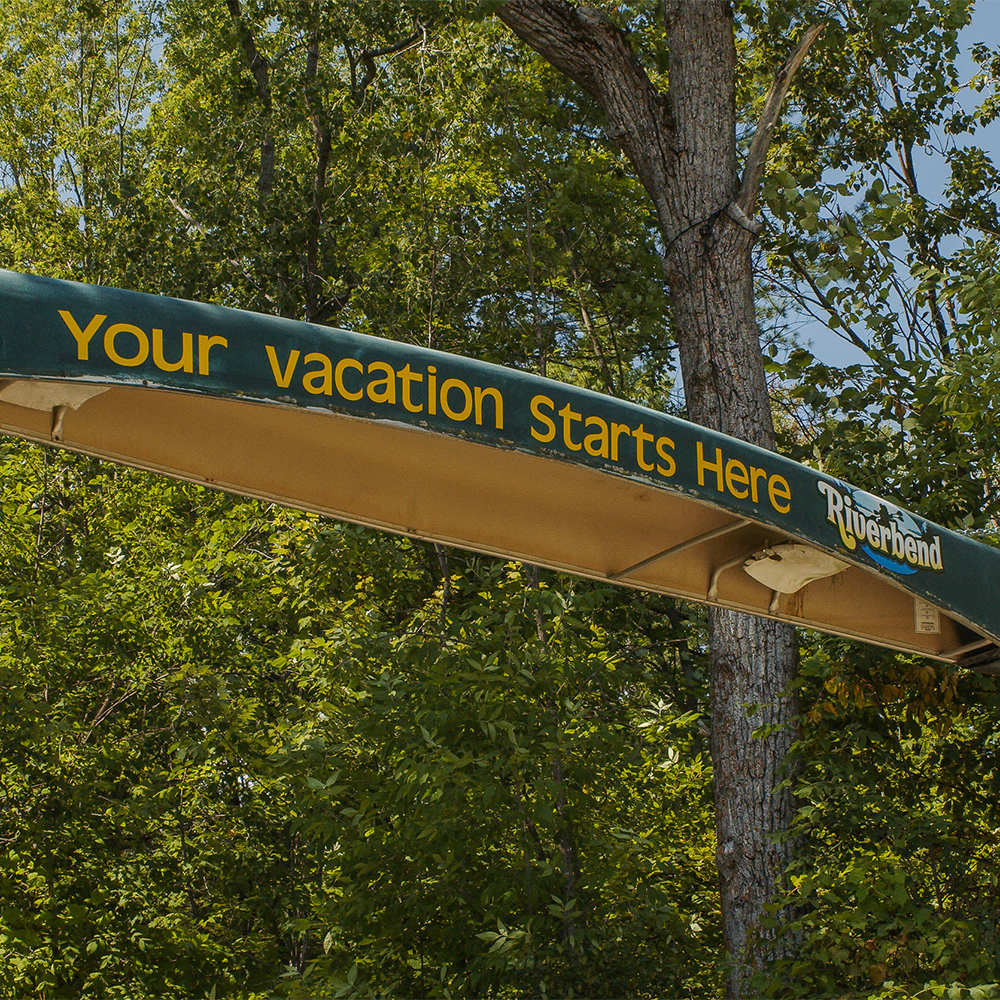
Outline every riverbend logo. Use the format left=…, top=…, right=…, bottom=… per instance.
left=817, top=481, right=943, bottom=574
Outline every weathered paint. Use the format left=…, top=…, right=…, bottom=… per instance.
left=1, top=268, right=998, bottom=655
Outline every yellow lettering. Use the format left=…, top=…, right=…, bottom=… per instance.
left=427, top=366, right=437, bottom=415
left=584, top=416, right=609, bottom=458
left=59, top=310, right=106, bottom=361
left=474, top=386, right=503, bottom=429
left=697, top=442, right=724, bottom=492
left=768, top=475, right=791, bottom=514
left=725, top=459, right=749, bottom=499
left=632, top=424, right=654, bottom=471
left=367, top=361, right=396, bottom=404
left=398, top=364, right=423, bottom=413
left=105, top=323, right=149, bottom=367
left=611, top=422, right=631, bottom=461
left=335, top=358, right=363, bottom=400
left=530, top=394, right=556, bottom=442
left=560, top=403, right=583, bottom=451
left=198, top=335, right=227, bottom=376
left=303, top=352, right=333, bottom=395
left=867, top=519, right=880, bottom=548
left=839, top=517, right=857, bottom=551
left=929, top=537, right=942, bottom=570
left=266, top=346, right=300, bottom=387
left=917, top=538, right=930, bottom=567
left=879, top=524, right=892, bottom=551
left=153, top=329, right=194, bottom=373
left=750, top=466, right=767, bottom=503
left=441, top=378, right=472, bottom=421
left=655, top=436, right=676, bottom=477
left=818, top=481, right=855, bottom=550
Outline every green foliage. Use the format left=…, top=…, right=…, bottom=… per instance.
left=750, top=1, right=1000, bottom=528
left=758, top=640, right=1000, bottom=999
left=0, top=444, right=397, bottom=997
left=2, top=1, right=1000, bottom=997
left=0, top=0, right=160, bottom=281
left=276, top=562, right=718, bottom=998
left=926, top=237, right=1000, bottom=508
left=0, top=443, right=720, bottom=997
left=133, top=9, right=674, bottom=404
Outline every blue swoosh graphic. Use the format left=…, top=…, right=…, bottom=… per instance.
left=862, top=544, right=918, bottom=575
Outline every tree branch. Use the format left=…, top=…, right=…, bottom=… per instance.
left=225, top=0, right=274, bottom=196
left=166, top=194, right=206, bottom=233
left=785, top=246, right=870, bottom=354
left=735, top=23, right=825, bottom=219
left=303, top=28, right=330, bottom=323
left=497, top=1, right=616, bottom=95
left=496, top=2, right=675, bottom=230
left=357, top=26, right=424, bottom=99
left=225, top=0, right=271, bottom=103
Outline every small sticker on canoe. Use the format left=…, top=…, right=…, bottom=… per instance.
left=914, top=598, right=941, bottom=634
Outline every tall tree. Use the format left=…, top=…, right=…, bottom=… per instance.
left=492, top=3, right=820, bottom=992
left=5, top=1, right=998, bottom=996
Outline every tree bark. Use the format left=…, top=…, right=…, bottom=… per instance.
left=225, top=0, right=274, bottom=197
left=496, top=3, right=816, bottom=995
left=303, top=27, right=333, bottom=325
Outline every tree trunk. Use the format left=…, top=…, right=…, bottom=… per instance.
left=664, top=94, right=801, bottom=992
left=662, top=9, right=801, bottom=992
left=709, top=610, right=798, bottom=993
left=495, top=3, right=812, bottom=994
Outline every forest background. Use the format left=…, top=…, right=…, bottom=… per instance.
left=1, top=1, right=1000, bottom=997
